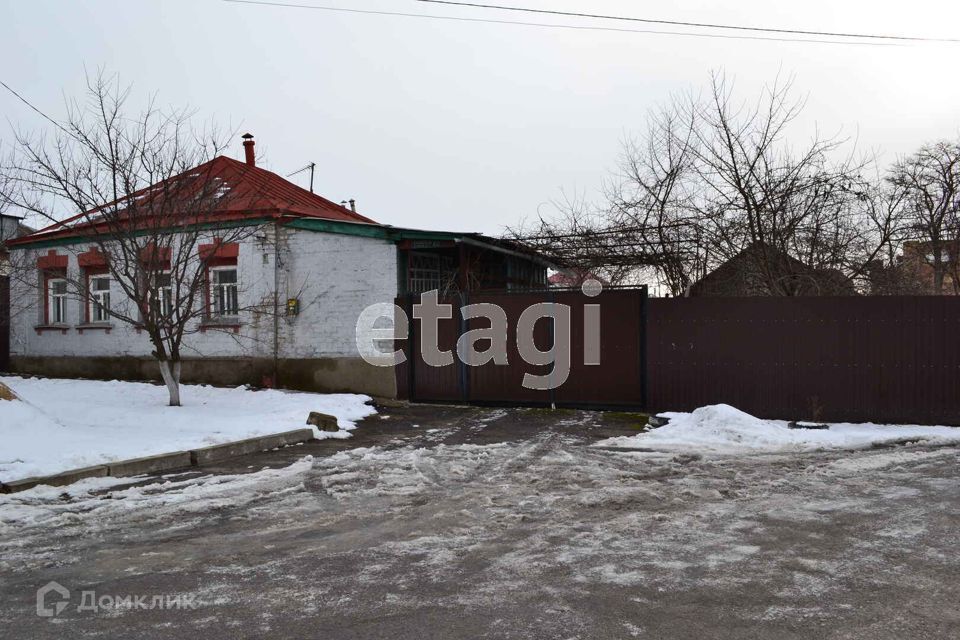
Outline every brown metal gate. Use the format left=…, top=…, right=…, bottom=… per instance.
left=396, top=287, right=648, bottom=408
left=0, top=275, right=9, bottom=372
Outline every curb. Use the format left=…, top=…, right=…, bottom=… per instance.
left=107, top=452, right=194, bottom=477
left=191, top=429, right=316, bottom=465
left=0, top=428, right=318, bottom=494
left=1, top=464, right=109, bottom=493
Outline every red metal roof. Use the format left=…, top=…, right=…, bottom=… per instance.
left=11, top=156, right=377, bottom=245
left=201, top=156, right=377, bottom=224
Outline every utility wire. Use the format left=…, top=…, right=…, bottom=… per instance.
left=222, top=0, right=902, bottom=46
left=416, top=0, right=960, bottom=43
left=0, top=79, right=72, bottom=136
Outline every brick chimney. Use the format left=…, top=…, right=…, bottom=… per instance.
left=242, top=133, right=256, bottom=166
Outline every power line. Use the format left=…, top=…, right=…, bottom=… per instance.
left=416, top=0, right=959, bottom=44
left=222, top=0, right=902, bottom=46
left=0, top=79, right=71, bottom=135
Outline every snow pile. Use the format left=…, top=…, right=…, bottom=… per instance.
left=597, top=404, right=960, bottom=455
left=0, top=376, right=377, bottom=482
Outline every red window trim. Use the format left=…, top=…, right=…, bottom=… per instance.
left=198, top=322, right=241, bottom=334
left=140, top=243, right=172, bottom=270
left=34, top=326, right=70, bottom=335
left=76, top=324, right=113, bottom=335
left=37, top=250, right=70, bottom=327
left=199, top=239, right=239, bottom=263
left=37, top=249, right=68, bottom=271
left=78, top=247, right=108, bottom=269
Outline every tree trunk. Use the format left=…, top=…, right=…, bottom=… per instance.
left=933, top=264, right=945, bottom=294
left=158, top=359, right=181, bottom=407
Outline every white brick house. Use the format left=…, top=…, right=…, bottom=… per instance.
left=3, top=138, right=549, bottom=397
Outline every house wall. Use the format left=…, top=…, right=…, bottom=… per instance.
left=1, top=214, right=23, bottom=277
left=274, top=226, right=399, bottom=395
left=0, top=214, right=22, bottom=246
left=6, top=225, right=399, bottom=397
left=898, top=241, right=959, bottom=295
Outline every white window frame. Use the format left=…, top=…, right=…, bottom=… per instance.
left=48, top=277, right=68, bottom=325
left=88, top=275, right=112, bottom=323
left=149, top=271, right=174, bottom=319
left=210, top=266, right=239, bottom=318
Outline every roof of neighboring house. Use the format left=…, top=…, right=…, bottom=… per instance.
left=691, top=243, right=855, bottom=297
left=8, top=155, right=376, bottom=247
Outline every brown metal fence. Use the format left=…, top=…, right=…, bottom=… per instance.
left=647, top=296, right=960, bottom=425
left=396, top=292, right=960, bottom=425
left=0, top=276, right=9, bottom=372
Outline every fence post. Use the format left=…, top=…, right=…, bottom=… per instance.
left=458, top=291, right=470, bottom=403
left=639, top=286, right=648, bottom=410
left=0, top=276, right=8, bottom=373
left=405, top=292, right=416, bottom=402
left=549, top=288, right=557, bottom=408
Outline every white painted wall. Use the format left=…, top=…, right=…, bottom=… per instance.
left=278, top=227, right=398, bottom=359
left=7, top=225, right=399, bottom=361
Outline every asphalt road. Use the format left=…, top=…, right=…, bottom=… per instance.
left=2, top=405, right=959, bottom=639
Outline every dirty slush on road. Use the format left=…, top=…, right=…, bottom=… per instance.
left=2, top=406, right=959, bottom=639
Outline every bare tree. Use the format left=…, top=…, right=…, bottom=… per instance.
left=888, top=140, right=960, bottom=294
left=513, top=72, right=904, bottom=297
left=1, top=74, right=263, bottom=405
left=673, top=72, right=888, bottom=295
left=507, top=192, right=642, bottom=287
left=603, top=101, right=708, bottom=296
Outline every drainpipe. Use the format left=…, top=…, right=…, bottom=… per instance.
left=272, top=221, right=280, bottom=387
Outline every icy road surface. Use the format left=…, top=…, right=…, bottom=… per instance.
left=2, top=406, right=959, bottom=639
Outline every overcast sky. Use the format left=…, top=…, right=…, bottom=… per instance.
left=2, top=0, right=959, bottom=235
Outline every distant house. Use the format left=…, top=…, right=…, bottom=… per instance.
left=1, top=213, right=33, bottom=372
left=0, top=213, right=33, bottom=274
left=690, top=243, right=855, bottom=297
left=869, top=240, right=959, bottom=295
left=3, top=135, right=550, bottom=396
left=548, top=268, right=606, bottom=288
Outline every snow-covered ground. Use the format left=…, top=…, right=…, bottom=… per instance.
left=597, top=404, right=960, bottom=454
left=0, top=376, right=376, bottom=482
left=2, top=413, right=958, bottom=638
